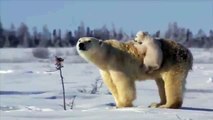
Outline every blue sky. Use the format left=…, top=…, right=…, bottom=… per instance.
left=0, top=0, right=212, bottom=34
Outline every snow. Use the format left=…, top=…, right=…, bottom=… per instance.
left=206, top=77, right=213, bottom=84
left=0, top=48, right=213, bottom=120
left=0, top=70, right=13, bottom=74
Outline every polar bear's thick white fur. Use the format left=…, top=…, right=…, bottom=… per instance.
left=76, top=37, right=193, bottom=109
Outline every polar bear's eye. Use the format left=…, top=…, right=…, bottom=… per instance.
left=87, top=40, right=91, bottom=43
left=99, top=41, right=103, bottom=45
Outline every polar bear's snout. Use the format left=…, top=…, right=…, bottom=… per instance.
left=79, top=43, right=86, bottom=51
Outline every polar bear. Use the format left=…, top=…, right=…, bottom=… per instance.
left=134, top=31, right=163, bottom=73
left=76, top=37, right=193, bottom=109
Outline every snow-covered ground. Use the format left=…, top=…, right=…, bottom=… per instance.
left=0, top=48, right=213, bottom=120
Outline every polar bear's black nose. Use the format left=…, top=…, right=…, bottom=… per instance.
left=79, top=43, right=86, bottom=51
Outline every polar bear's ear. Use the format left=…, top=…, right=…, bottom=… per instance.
left=136, top=31, right=144, bottom=36
left=143, top=32, right=149, bottom=36
left=136, top=31, right=149, bottom=37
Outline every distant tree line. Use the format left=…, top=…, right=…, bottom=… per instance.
left=0, top=21, right=212, bottom=48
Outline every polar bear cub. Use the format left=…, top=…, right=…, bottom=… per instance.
left=134, top=31, right=163, bottom=73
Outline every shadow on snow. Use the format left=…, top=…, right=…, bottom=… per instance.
left=0, top=91, right=46, bottom=95
left=181, top=107, right=213, bottom=112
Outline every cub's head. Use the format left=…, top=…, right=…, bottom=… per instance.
left=134, top=31, right=149, bottom=44
left=76, top=37, right=104, bottom=63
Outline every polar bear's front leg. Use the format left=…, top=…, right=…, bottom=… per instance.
left=109, top=70, right=136, bottom=108
left=99, top=70, right=120, bottom=107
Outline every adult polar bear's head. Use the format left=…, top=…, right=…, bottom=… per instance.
left=76, top=37, right=144, bottom=71
left=76, top=37, right=109, bottom=69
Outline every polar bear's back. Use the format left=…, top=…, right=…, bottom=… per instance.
left=159, top=39, right=193, bottom=70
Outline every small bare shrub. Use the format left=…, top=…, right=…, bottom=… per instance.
left=32, top=47, right=50, bottom=59
left=67, top=95, right=77, bottom=109
left=90, top=78, right=103, bottom=94
left=77, top=88, right=87, bottom=93
left=78, top=78, right=103, bottom=94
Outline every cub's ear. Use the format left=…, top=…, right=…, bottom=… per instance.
left=144, top=32, right=149, bottom=36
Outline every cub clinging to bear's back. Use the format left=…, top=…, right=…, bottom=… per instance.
left=134, top=31, right=163, bottom=73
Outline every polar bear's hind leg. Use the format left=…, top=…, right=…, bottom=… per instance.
left=159, top=70, right=187, bottom=109
left=149, top=79, right=166, bottom=108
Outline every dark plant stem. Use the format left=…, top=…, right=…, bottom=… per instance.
left=59, top=65, right=66, bottom=110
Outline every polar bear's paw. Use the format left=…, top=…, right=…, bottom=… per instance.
left=148, top=102, right=164, bottom=108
